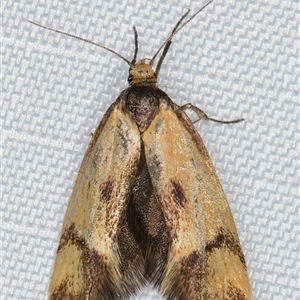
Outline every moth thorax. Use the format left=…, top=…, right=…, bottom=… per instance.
left=128, top=59, right=157, bottom=85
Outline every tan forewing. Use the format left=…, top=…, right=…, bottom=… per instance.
left=142, top=99, right=251, bottom=300
left=48, top=100, right=142, bottom=300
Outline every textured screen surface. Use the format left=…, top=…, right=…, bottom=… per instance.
left=2, top=0, right=299, bottom=299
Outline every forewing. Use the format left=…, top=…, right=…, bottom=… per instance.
left=142, top=99, right=251, bottom=300
left=48, top=100, right=142, bottom=300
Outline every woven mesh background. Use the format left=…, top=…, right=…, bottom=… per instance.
left=2, top=0, right=299, bottom=299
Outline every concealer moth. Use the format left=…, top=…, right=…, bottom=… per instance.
left=30, top=0, right=251, bottom=299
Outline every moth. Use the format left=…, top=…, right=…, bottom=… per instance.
left=30, top=0, right=251, bottom=299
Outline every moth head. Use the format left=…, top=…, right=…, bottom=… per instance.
left=28, top=1, right=214, bottom=88
left=128, top=59, right=157, bottom=85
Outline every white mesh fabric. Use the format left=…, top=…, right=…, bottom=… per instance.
left=2, top=0, right=299, bottom=299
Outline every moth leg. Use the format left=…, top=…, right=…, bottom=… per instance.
left=181, top=103, right=244, bottom=124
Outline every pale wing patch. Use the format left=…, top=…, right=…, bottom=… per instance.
left=48, top=102, right=142, bottom=299
left=143, top=101, right=251, bottom=299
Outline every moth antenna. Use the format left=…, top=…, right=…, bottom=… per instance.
left=151, top=0, right=214, bottom=75
left=28, top=20, right=134, bottom=68
left=131, top=26, right=138, bottom=65
left=154, top=9, right=190, bottom=77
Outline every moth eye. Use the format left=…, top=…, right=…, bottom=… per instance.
left=128, top=74, right=133, bottom=84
